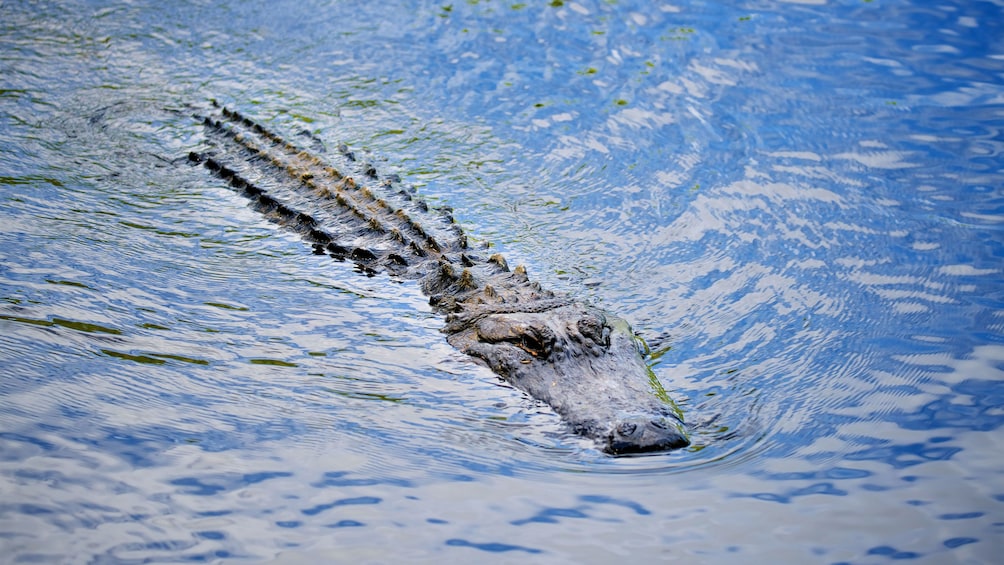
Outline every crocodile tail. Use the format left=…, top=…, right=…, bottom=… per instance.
left=192, top=105, right=470, bottom=277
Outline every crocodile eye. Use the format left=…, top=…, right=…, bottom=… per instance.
left=517, top=326, right=554, bottom=358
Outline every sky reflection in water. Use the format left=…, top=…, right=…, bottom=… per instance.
left=1, top=0, right=1002, bottom=562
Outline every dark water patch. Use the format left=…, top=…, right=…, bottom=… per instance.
left=845, top=442, right=964, bottom=470
left=326, top=519, right=365, bottom=528
left=938, top=512, right=984, bottom=521
left=759, top=467, right=873, bottom=482
left=247, top=358, right=298, bottom=367
left=324, top=388, right=407, bottom=404
left=203, top=301, right=249, bottom=311
left=44, top=279, right=91, bottom=289
left=311, top=471, right=414, bottom=490
left=170, top=471, right=293, bottom=497
left=148, top=352, right=211, bottom=365
left=944, top=537, right=979, bottom=549
left=746, top=482, right=849, bottom=505
left=893, top=378, right=1004, bottom=433
left=445, top=538, right=543, bottom=554
left=195, top=530, right=226, bottom=541
left=0, top=175, right=65, bottom=188
left=0, top=314, right=122, bottom=335
left=511, top=506, right=589, bottom=526
left=301, top=496, right=381, bottom=517
left=578, top=494, right=650, bottom=516
left=101, top=348, right=167, bottom=365
left=866, top=545, right=922, bottom=560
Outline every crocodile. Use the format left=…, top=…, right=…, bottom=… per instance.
left=188, top=101, right=689, bottom=455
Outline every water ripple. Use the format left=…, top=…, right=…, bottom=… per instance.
left=2, top=0, right=1003, bottom=562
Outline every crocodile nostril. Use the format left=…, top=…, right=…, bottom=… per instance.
left=608, top=415, right=690, bottom=455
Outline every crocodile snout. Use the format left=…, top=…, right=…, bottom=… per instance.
left=607, top=415, right=690, bottom=455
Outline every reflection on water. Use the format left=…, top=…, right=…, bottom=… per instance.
left=1, top=0, right=1002, bottom=562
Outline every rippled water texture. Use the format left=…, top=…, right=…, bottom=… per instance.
left=2, top=0, right=1003, bottom=562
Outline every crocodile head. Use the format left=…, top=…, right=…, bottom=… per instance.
left=451, top=303, right=689, bottom=455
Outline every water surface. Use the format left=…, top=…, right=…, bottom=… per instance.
left=1, top=0, right=1002, bottom=562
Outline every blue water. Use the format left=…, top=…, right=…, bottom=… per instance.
left=1, top=0, right=1002, bottom=562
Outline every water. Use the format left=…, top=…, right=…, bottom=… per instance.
left=1, top=0, right=1002, bottom=562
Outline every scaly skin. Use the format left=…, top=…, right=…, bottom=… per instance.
left=189, top=102, right=689, bottom=454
